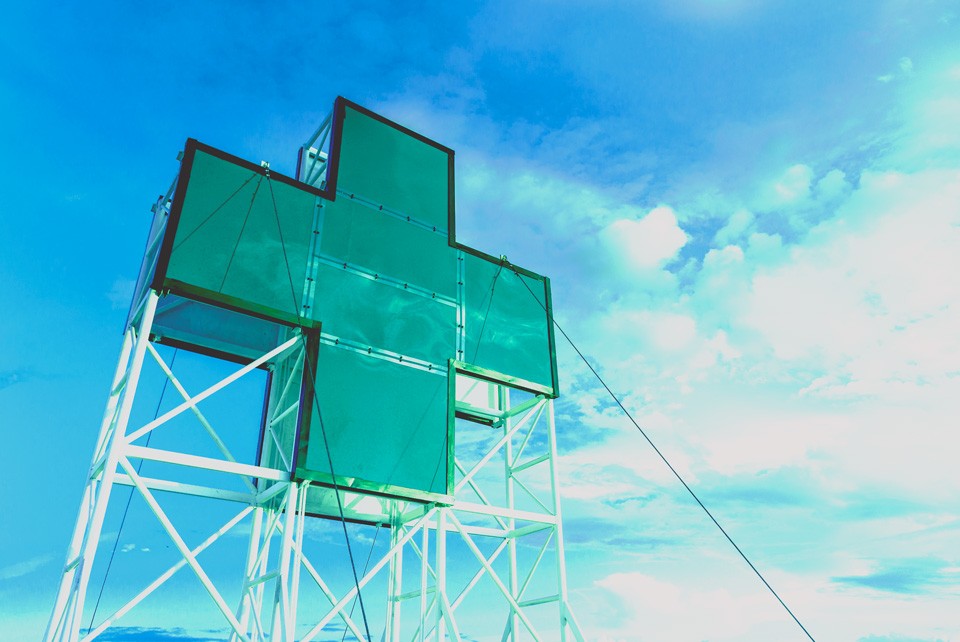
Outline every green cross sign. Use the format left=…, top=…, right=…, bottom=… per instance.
left=139, top=97, right=557, bottom=510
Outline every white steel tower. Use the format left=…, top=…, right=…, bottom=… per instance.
left=45, top=97, right=585, bottom=642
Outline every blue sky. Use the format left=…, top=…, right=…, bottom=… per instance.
left=3, top=1, right=960, bottom=640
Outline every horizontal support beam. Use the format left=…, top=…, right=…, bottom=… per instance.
left=397, top=586, right=436, bottom=602
left=511, top=453, right=550, bottom=475
left=506, top=395, right=547, bottom=419
left=424, top=522, right=509, bottom=539
left=256, top=481, right=291, bottom=504
left=519, top=594, right=560, bottom=608
left=245, top=570, right=280, bottom=588
left=114, top=474, right=255, bottom=504
left=453, top=501, right=557, bottom=525
left=125, top=445, right=290, bottom=482
left=509, top=523, right=554, bottom=539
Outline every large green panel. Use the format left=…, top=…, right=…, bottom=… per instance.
left=462, top=253, right=556, bottom=392
left=317, top=197, right=455, bottom=298
left=311, top=264, right=455, bottom=365
left=164, top=147, right=316, bottom=323
left=336, top=104, right=450, bottom=231
left=297, top=343, right=450, bottom=500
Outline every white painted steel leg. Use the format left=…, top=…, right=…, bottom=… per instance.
left=45, top=291, right=159, bottom=642
left=436, top=509, right=448, bottom=641
left=419, top=521, right=429, bottom=642
left=502, top=387, right=519, bottom=642
left=232, top=507, right=265, bottom=642
left=386, top=503, right=403, bottom=642
left=269, top=483, right=299, bottom=642
left=546, top=400, right=585, bottom=642
left=44, top=326, right=136, bottom=642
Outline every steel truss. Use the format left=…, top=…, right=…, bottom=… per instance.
left=45, top=289, right=584, bottom=641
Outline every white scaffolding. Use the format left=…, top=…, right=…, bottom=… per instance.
left=45, top=290, right=584, bottom=642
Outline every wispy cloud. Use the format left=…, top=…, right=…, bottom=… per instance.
left=86, top=627, right=225, bottom=642
left=0, top=554, right=53, bottom=581
left=0, top=369, right=33, bottom=391
left=833, top=558, right=959, bottom=595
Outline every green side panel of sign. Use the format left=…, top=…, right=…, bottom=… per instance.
left=317, top=197, right=456, bottom=299
left=153, top=295, right=287, bottom=363
left=311, top=264, right=455, bottom=365
left=336, top=104, right=450, bottom=231
left=462, top=253, right=556, bottom=393
left=164, top=148, right=315, bottom=323
left=298, top=343, right=450, bottom=499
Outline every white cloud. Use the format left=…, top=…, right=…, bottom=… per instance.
left=0, top=554, right=53, bottom=581
left=600, top=206, right=688, bottom=270
left=742, top=167, right=960, bottom=389
left=714, top=208, right=754, bottom=245
left=600, top=310, right=697, bottom=354
left=593, top=572, right=786, bottom=640
left=815, top=168, right=849, bottom=202
left=754, top=163, right=813, bottom=210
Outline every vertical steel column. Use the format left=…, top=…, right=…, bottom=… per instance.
left=435, top=508, right=448, bottom=640
left=418, top=518, right=429, bottom=642
left=44, top=327, right=135, bottom=642
left=385, top=502, right=404, bottom=642
left=251, top=508, right=276, bottom=641
left=44, top=291, right=159, bottom=642
left=502, top=386, right=519, bottom=641
left=269, top=483, right=300, bottom=642
left=231, top=506, right=265, bottom=642
left=546, top=399, right=585, bottom=642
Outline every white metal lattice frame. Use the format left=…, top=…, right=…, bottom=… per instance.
left=45, top=290, right=584, bottom=641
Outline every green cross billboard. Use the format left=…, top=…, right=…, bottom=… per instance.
left=135, top=97, right=558, bottom=512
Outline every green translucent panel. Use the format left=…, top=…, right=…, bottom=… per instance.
left=336, top=104, right=450, bottom=231
left=164, top=148, right=316, bottom=324
left=129, top=197, right=168, bottom=326
left=153, top=295, right=287, bottom=363
left=297, top=342, right=451, bottom=501
left=318, top=197, right=455, bottom=298
left=311, top=264, right=455, bottom=365
left=462, top=253, right=556, bottom=393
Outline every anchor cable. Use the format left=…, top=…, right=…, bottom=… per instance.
left=87, top=348, right=178, bottom=634
left=340, top=523, right=382, bottom=642
left=470, top=263, right=503, bottom=363
left=172, top=173, right=257, bottom=252
left=501, top=260, right=817, bottom=642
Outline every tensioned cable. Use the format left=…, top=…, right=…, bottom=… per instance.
left=87, top=348, right=178, bottom=634
left=218, top=176, right=264, bottom=293
left=265, top=175, right=373, bottom=641
left=500, top=259, right=817, bottom=642
left=470, top=263, right=504, bottom=363
left=172, top=173, right=257, bottom=252
left=340, top=523, right=382, bottom=642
